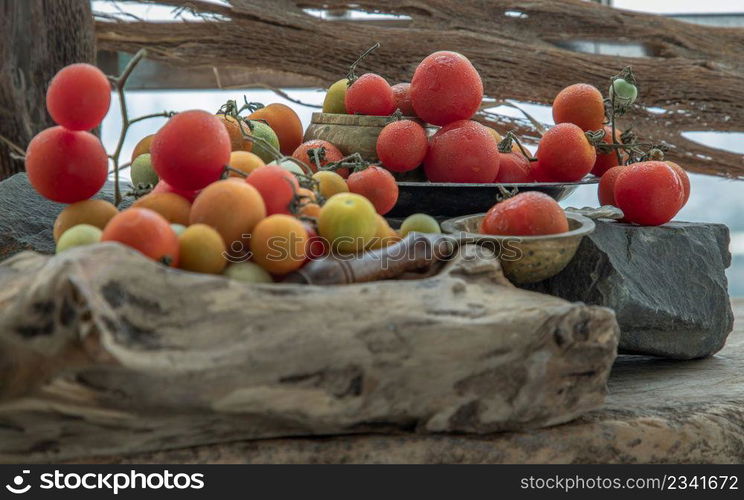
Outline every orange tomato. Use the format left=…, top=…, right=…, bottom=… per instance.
left=250, top=214, right=308, bottom=274
left=132, top=192, right=191, bottom=226
left=228, top=151, right=265, bottom=177
left=217, top=114, right=253, bottom=152
left=190, top=180, right=267, bottom=250
left=101, top=208, right=180, bottom=266
left=248, top=103, right=303, bottom=156
left=53, top=199, right=118, bottom=242
left=178, top=223, right=227, bottom=274
left=552, top=83, right=605, bottom=132
left=131, top=134, right=155, bottom=162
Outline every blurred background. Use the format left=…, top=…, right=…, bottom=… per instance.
left=18, top=0, right=744, bottom=291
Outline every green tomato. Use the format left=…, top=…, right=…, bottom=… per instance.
left=131, top=153, right=159, bottom=188
left=56, top=224, right=102, bottom=253
left=248, top=120, right=281, bottom=163
left=322, top=79, right=348, bottom=114
left=400, top=213, right=441, bottom=237
left=268, top=158, right=307, bottom=176
left=609, top=78, right=638, bottom=106
left=224, top=262, right=274, bottom=283
left=170, top=223, right=187, bottom=236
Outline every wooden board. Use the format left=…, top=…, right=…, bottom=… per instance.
left=79, top=299, right=744, bottom=464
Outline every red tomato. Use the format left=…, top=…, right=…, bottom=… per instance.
left=391, top=83, right=415, bottom=116
left=46, top=63, right=111, bottom=131
left=480, top=192, right=568, bottom=236
left=552, top=83, right=605, bottom=132
left=151, top=110, right=231, bottom=190
left=292, top=140, right=347, bottom=177
left=536, top=123, right=596, bottom=182
left=101, top=208, right=180, bottom=266
left=597, top=166, right=624, bottom=206
left=666, top=161, right=691, bottom=206
left=152, top=179, right=200, bottom=203
left=494, top=152, right=533, bottom=183
left=530, top=160, right=559, bottom=183
left=346, top=166, right=399, bottom=215
left=410, top=51, right=483, bottom=126
left=345, top=74, right=396, bottom=116
left=246, top=165, right=300, bottom=215
left=591, top=126, right=626, bottom=177
left=614, top=161, right=684, bottom=226
left=25, top=126, right=108, bottom=203
left=376, top=120, right=428, bottom=173
left=424, top=120, right=500, bottom=183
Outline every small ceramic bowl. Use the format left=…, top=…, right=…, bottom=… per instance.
left=440, top=212, right=595, bottom=284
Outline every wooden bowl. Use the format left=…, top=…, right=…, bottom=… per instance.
left=303, top=112, right=426, bottom=162
left=440, top=212, right=595, bottom=284
left=389, top=178, right=599, bottom=217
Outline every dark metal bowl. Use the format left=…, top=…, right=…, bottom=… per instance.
left=389, top=178, right=600, bottom=218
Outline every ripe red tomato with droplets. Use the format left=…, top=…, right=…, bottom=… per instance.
left=151, top=110, right=231, bottom=190
left=25, top=126, right=108, bottom=203
left=552, top=83, right=605, bottom=132
left=152, top=179, right=200, bottom=203
left=410, top=51, right=483, bottom=126
left=530, top=160, right=558, bottom=183
left=345, top=74, right=396, bottom=116
left=494, top=152, right=533, bottom=183
left=346, top=166, right=399, bottom=215
left=292, top=140, right=347, bottom=177
left=376, top=120, right=428, bottom=173
left=614, top=161, right=684, bottom=226
left=246, top=165, right=300, bottom=215
left=101, top=208, right=180, bottom=266
left=46, top=63, right=111, bottom=131
left=666, top=161, right=691, bottom=206
left=480, top=192, right=568, bottom=236
left=424, top=120, right=500, bottom=183
left=591, top=126, right=626, bottom=177
left=391, top=83, right=415, bottom=116
left=597, top=166, right=624, bottom=206
left=536, top=123, right=596, bottom=182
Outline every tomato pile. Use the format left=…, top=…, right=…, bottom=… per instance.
left=26, top=58, right=449, bottom=282
left=26, top=48, right=692, bottom=280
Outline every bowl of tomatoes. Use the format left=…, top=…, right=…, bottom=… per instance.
left=389, top=177, right=599, bottom=218
left=441, top=194, right=596, bottom=284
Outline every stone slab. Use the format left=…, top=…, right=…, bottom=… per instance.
left=525, top=220, right=733, bottom=359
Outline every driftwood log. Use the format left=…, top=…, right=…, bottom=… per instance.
left=94, top=0, right=744, bottom=178
left=76, top=300, right=744, bottom=464
left=0, top=243, right=618, bottom=463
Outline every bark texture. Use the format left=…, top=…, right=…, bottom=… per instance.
left=73, top=300, right=744, bottom=464
left=0, top=243, right=618, bottom=463
left=0, top=0, right=96, bottom=180
left=93, top=0, right=744, bottom=177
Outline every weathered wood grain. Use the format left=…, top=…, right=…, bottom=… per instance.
left=93, top=0, right=744, bottom=177
left=0, top=242, right=618, bottom=463
left=77, top=302, right=744, bottom=465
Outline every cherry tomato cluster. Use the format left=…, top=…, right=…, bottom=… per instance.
left=31, top=61, right=447, bottom=283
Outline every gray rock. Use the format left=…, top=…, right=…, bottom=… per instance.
left=0, top=173, right=132, bottom=260
left=525, top=220, right=733, bottom=359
